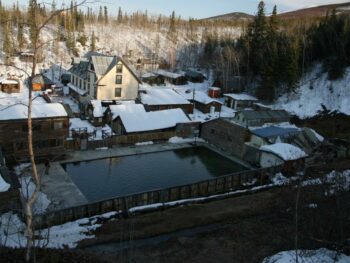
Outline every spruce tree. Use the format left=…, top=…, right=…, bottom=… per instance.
left=117, top=7, right=123, bottom=24
left=104, top=6, right=108, bottom=24
left=91, top=31, right=96, bottom=51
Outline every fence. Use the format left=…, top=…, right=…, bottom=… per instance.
left=65, top=131, right=182, bottom=150
left=34, top=165, right=281, bottom=228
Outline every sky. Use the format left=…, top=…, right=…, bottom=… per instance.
left=3, top=0, right=350, bottom=19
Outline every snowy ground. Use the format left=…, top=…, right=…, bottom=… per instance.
left=0, top=169, right=349, bottom=249
left=275, top=64, right=350, bottom=119
left=262, top=248, right=350, bottom=263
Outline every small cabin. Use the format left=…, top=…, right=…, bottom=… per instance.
left=19, top=52, right=35, bottom=63
left=184, top=69, right=206, bottom=83
left=176, top=89, right=222, bottom=114
left=141, top=73, right=165, bottom=86
left=224, top=93, right=258, bottom=110
left=139, top=88, right=193, bottom=114
left=0, top=78, right=20, bottom=93
left=32, top=74, right=54, bottom=91
left=233, top=110, right=290, bottom=127
left=156, top=70, right=187, bottom=85
left=259, top=143, right=307, bottom=175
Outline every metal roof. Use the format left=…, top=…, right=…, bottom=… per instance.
left=251, top=126, right=299, bottom=138
left=237, top=110, right=289, bottom=121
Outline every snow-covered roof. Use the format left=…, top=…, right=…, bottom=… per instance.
left=0, top=103, right=68, bottom=121
left=156, top=69, right=184, bottom=79
left=110, top=104, right=191, bottom=133
left=260, top=143, right=307, bottom=161
left=0, top=173, right=10, bottom=192
left=90, top=100, right=106, bottom=118
left=142, top=72, right=157, bottom=78
left=109, top=104, right=146, bottom=120
left=224, top=93, right=258, bottom=101
left=140, top=88, right=191, bottom=105
left=175, top=89, right=222, bottom=105
left=0, top=79, right=19, bottom=85
left=67, top=83, right=87, bottom=96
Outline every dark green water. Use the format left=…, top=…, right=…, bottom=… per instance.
left=63, top=147, right=246, bottom=202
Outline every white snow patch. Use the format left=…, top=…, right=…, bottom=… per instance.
left=260, top=143, right=307, bottom=161
left=168, top=136, right=204, bottom=144
left=135, top=141, right=154, bottom=146
left=275, top=64, right=350, bottom=118
left=262, top=248, right=350, bottom=263
left=0, top=173, right=10, bottom=192
left=0, top=211, right=118, bottom=249
left=19, top=177, right=50, bottom=215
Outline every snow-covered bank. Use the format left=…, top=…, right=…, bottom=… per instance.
left=275, top=64, right=350, bottom=119
left=0, top=211, right=117, bottom=248
left=262, top=248, right=350, bottom=263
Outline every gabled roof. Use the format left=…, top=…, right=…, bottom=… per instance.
left=184, top=69, right=206, bottom=79
left=90, top=100, right=107, bottom=118
left=260, top=143, right=307, bottom=161
left=90, top=55, right=115, bottom=77
left=140, top=88, right=191, bottom=105
left=237, top=110, right=290, bottom=121
left=156, top=69, right=184, bottom=79
left=69, top=61, right=90, bottom=80
left=175, top=89, right=222, bottom=105
left=111, top=104, right=191, bottom=133
left=0, top=103, right=67, bottom=120
left=251, top=126, right=299, bottom=139
left=32, top=74, right=54, bottom=85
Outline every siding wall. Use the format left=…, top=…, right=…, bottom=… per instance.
left=201, top=119, right=250, bottom=158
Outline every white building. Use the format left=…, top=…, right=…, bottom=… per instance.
left=69, top=52, right=141, bottom=101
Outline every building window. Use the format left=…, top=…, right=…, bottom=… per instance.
left=116, top=75, right=123, bottom=84
left=79, top=79, right=82, bottom=89
left=54, top=122, right=63, bottom=130
left=115, top=88, right=122, bottom=97
left=116, top=64, right=123, bottom=73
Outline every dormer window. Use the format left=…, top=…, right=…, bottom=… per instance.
left=116, top=64, right=123, bottom=73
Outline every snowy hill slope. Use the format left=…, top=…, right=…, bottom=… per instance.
left=275, top=64, right=350, bottom=119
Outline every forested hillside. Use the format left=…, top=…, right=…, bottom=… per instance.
left=0, top=0, right=350, bottom=117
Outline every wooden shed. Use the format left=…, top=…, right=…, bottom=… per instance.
left=0, top=78, right=20, bottom=93
left=32, top=74, right=54, bottom=91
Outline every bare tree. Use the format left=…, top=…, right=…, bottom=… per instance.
left=1, top=1, right=95, bottom=261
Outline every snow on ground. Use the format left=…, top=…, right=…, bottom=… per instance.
left=275, top=64, right=350, bottom=118
left=189, top=106, right=235, bottom=123
left=262, top=248, right=350, bottom=263
left=0, top=211, right=117, bottom=248
left=0, top=173, right=10, bottom=192
left=19, top=177, right=51, bottom=215
left=168, top=136, right=205, bottom=144
left=135, top=141, right=154, bottom=146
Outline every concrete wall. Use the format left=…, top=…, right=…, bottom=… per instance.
left=34, top=166, right=281, bottom=228
left=201, top=118, right=249, bottom=158
left=97, top=62, right=139, bottom=101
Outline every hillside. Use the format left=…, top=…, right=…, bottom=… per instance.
left=274, top=64, right=350, bottom=119
left=201, top=12, right=253, bottom=22
left=278, top=2, right=350, bottom=19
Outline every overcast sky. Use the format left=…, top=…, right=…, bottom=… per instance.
left=3, top=0, right=349, bottom=19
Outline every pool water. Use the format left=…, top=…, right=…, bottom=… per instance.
left=63, top=147, right=247, bottom=202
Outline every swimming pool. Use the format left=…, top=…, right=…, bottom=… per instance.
left=62, top=147, right=247, bottom=202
